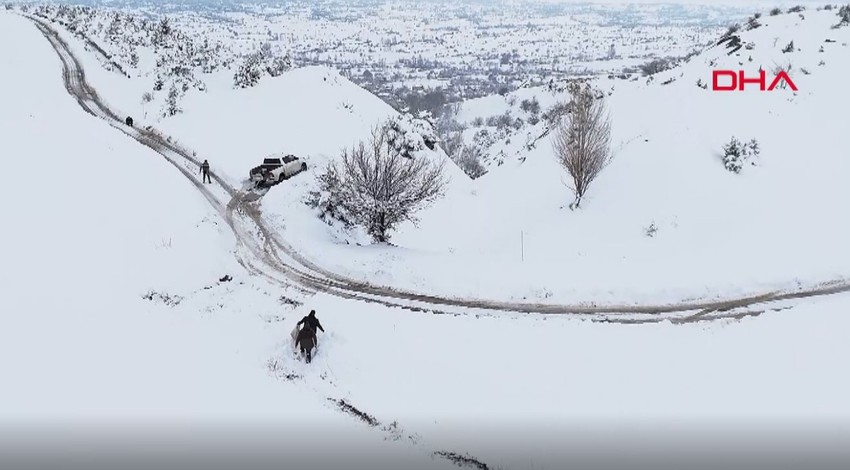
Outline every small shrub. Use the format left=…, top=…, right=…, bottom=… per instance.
left=787, top=5, right=805, bottom=13
left=471, top=116, right=484, bottom=127
left=486, top=112, right=514, bottom=131
left=782, top=40, right=795, bottom=53
left=306, top=163, right=354, bottom=228
left=645, top=222, right=658, bottom=238
left=838, top=5, right=850, bottom=26
left=770, top=7, right=783, bottom=16
left=722, top=137, right=761, bottom=174
left=142, top=290, right=183, bottom=307
left=542, top=101, right=571, bottom=125
left=453, top=145, right=487, bottom=179
left=519, top=97, right=541, bottom=115
left=639, top=57, right=671, bottom=76
left=472, top=128, right=495, bottom=148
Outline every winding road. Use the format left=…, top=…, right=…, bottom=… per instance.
left=29, top=16, right=850, bottom=325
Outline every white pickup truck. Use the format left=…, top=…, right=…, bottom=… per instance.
left=249, top=155, right=307, bottom=186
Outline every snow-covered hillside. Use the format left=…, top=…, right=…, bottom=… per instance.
left=21, top=4, right=850, bottom=305
left=0, top=11, right=459, bottom=470
left=5, top=4, right=850, bottom=470
left=275, top=5, right=850, bottom=305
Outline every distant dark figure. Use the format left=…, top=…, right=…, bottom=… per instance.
left=297, top=310, right=324, bottom=347
left=125, top=116, right=133, bottom=127
left=295, top=323, right=316, bottom=364
left=200, top=159, right=211, bottom=184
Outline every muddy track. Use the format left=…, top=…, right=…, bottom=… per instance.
left=30, top=17, right=850, bottom=324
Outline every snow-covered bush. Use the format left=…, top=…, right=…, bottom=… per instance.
left=486, top=112, right=515, bottom=131
left=383, top=113, right=438, bottom=160
left=454, top=145, right=487, bottom=179
left=142, top=290, right=183, bottom=307
left=638, top=58, right=672, bottom=76
left=722, top=137, right=760, bottom=173
left=542, top=101, right=571, bottom=125
left=233, top=54, right=263, bottom=89
left=163, top=84, right=182, bottom=117
left=307, top=163, right=354, bottom=228
left=310, top=125, right=448, bottom=243
left=435, top=104, right=487, bottom=179
left=787, top=5, right=805, bottom=13
left=233, top=43, right=293, bottom=89
left=520, top=97, right=541, bottom=115
left=473, top=128, right=495, bottom=148
left=722, top=23, right=741, bottom=38
left=837, top=5, right=850, bottom=27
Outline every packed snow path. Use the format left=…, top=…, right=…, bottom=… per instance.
left=29, top=16, right=850, bottom=325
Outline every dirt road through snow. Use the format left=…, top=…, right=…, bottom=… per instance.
left=28, top=16, right=850, bottom=324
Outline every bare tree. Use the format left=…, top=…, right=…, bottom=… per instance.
left=328, top=125, right=448, bottom=242
left=552, top=82, right=613, bottom=210
left=141, top=91, right=153, bottom=119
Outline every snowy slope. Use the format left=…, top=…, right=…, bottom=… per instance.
left=160, top=65, right=400, bottom=184
left=279, top=7, right=850, bottom=304
left=5, top=7, right=850, bottom=470
left=0, top=12, right=457, bottom=470
left=32, top=5, right=850, bottom=306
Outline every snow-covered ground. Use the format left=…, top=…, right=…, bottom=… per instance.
left=0, top=12, right=457, bottom=470
left=63, top=5, right=850, bottom=307
left=4, top=5, right=850, bottom=469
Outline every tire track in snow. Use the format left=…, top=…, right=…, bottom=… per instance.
left=28, top=16, right=850, bottom=325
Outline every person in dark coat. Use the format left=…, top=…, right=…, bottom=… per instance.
left=200, top=159, right=211, bottom=184
left=298, top=310, right=324, bottom=333
left=295, top=323, right=316, bottom=364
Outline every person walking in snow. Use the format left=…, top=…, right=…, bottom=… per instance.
left=200, top=159, right=212, bottom=184
left=297, top=310, right=325, bottom=347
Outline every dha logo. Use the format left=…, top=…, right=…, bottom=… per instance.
left=712, top=70, right=798, bottom=91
